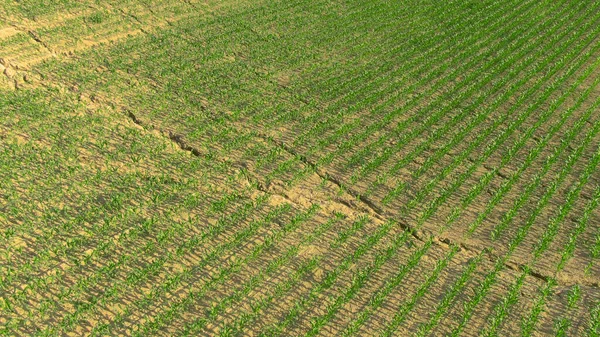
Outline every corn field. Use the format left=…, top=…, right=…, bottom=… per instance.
left=1, top=0, right=600, bottom=336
